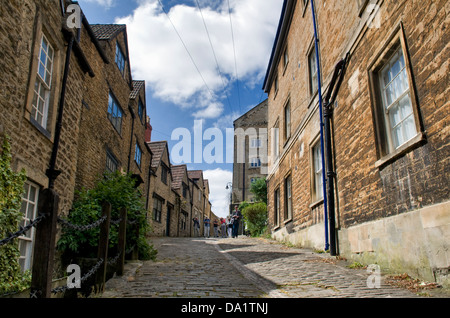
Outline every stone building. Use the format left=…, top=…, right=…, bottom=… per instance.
left=232, top=99, right=268, bottom=210
left=171, top=164, right=192, bottom=237
left=0, top=0, right=97, bottom=271
left=0, top=0, right=154, bottom=273
left=76, top=23, right=152, bottom=202
left=263, top=0, right=449, bottom=286
left=188, top=170, right=212, bottom=236
left=147, top=141, right=176, bottom=237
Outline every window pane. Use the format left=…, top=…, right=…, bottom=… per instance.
left=403, top=115, right=416, bottom=142
left=389, top=104, right=402, bottom=128
left=399, top=93, right=413, bottom=118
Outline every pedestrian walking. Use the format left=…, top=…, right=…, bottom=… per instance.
left=220, top=218, right=227, bottom=238
left=231, top=206, right=242, bottom=238
left=204, top=216, right=210, bottom=238
left=227, top=216, right=233, bottom=238
left=213, top=219, right=219, bottom=237
left=192, top=217, right=200, bottom=237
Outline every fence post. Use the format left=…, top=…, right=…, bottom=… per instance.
left=116, top=207, right=127, bottom=276
left=95, top=201, right=111, bottom=292
left=30, top=188, right=59, bottom=298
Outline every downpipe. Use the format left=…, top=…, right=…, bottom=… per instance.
left=309, top=0, right=329, bottom=252
left=47, top=32, right=75, bottom=189
left=323, top=54, right=349, bottom=256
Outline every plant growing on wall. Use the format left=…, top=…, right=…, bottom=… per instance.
left=0, top=135, right=30, bottom=294
left=57, top=171, right=157, bottom=261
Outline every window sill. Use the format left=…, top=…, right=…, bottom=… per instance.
left=375, top=132, right=426, bottom=169
left=283, top=217, right=293, bottom=225
left=309, top=198, right=324, bottom=209
left=30, top=117, right=52, bottom=140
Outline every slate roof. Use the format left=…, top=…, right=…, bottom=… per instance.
left=171, top=165, right=187, bottom=190
left=187, top=170, right=203, bottom=181
left=148, top=141, right=167, bottom=169
left=130, top=80, right=145, bottom=99
left=90, top=24, right=127, bottom=41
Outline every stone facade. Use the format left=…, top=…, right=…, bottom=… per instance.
left=264, top=0, right=449, bottom=286
left=76, top=24, right=151, bottom=202
left=232, top=99, right=268, bottom=208
left=0, top=0, right=90, bottom=217
left=171, top=164, right=192, bottom=237
left=147, top=141, right=175, bottom=237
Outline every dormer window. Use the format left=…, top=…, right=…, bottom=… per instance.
left=115, top=42, right=125, bottom=75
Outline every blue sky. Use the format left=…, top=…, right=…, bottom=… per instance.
left=78, top=0, right=283, bottom=217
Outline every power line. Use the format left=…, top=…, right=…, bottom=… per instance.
left=194, top=0, right=234, bottom=115
left=227, top=0, right=242, bottom=114
left=157, top=0, right=217, bottom=103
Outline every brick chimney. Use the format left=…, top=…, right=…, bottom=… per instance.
left=145, top=116, right=152, bottom=142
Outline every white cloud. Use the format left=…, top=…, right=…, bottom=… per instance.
left=203, top=168, right=232, bottom=218
left=116, top=0, right=282, bottom=119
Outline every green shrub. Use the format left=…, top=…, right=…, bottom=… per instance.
left=242, top=202, right=268, bottom=237
left=0, top=135, right=30, bottom=295
left=57, top=171, right=157, bottom=261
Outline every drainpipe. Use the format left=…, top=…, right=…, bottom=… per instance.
left=309, top=0, right=329, bottom=252
left=323, top=54, right=349, bottom=257
left=47, top=33, right=75, bottom=189
left=127, top=106, right=136, bottom=173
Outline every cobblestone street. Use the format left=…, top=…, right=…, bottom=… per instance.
left=100, top=237, right=448, bottom=299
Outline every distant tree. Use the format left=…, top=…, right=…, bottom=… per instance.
left=242, top=202, right=267, bottom=237
left=250, top=178, right=267, bottom=204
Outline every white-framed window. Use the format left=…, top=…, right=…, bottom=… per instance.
left=18, top=182, right=40, bottom=271
left=308, top=45, right=318, bottom=95
left=31, top=35, right=54, bottom=129
left=368, top=26, right=423, bottom=164
left=284, top=175, right=292, bottom=220
left=272, top=126, right=280, bottom=160
left=284, top=101, right=291, bottom=141
left=312, top=141, right=323, bottom=201
left=115, top=42, right=126, bottom=75
left=134, top=143, right=142, bottom=168
left=379, top=47, right=417, bottom=150
left=274, top=188, right=280, bottom=227
left=250, top=157, right=261, bottom=168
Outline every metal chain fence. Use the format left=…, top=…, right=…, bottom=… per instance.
left=1, top=206, right=137, bottom=298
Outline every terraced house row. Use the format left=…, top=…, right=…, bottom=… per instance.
left=0, top=0, right=215, bottom=273
left=263, top=0, right=449, bottom=287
